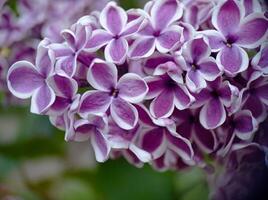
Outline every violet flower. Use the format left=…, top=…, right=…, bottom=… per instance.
left=128, top=0, right=183, bottom=59
left=193, top=77, right=239, bottom=129
left=251, top=42, right=268, bottom=75
left=177, top=37, right=221, bottom=92
left=85, top=2, right=144, bottom=64
left=145, top=61, right=195, bottom=118
left=7, top=39, right=56, bottom=114
left=79, top=59, right=148, bottom=130
left=201, top=0, right=268, bottom=76
left=50, top=22, right=91, bottom=77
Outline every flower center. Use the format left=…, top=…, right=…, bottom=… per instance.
left=210, top=90, right=219, bottom=98
left=110, top=88, right=119, bottom=98
left=191, top=63, right=199, bottom=70
left=113, top=35, right=120, bottom=40
left=165, top=78, right=177, bottom=89
left=225, top=35, right=237, bottom=48
left=153, top=30, right=161, bottom=37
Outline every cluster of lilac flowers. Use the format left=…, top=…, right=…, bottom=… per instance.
left=6, top=0, right=268, bottom=171
left=0, top=0, right=108, bottom=103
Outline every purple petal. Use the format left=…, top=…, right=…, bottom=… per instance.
left=252, top=43, right=268, bottom=74
left=110, top=98, right=138, bottom=130
left=256, top=84, right=268, bottom=105
left=193, top=123, right=217, bottom=153
left=47, top=74, right=77, bottom=99
left=138, top=20, right=155, bottom=36
left=7, top=61, right=44, bottom=99
left=242, top=0, right=262, bottom=16
left=144, top=76, right=165, bottom=99
left=128, top=37, right=155, bottom=59
left=201, top=30, right=225, bottom=51
left=156, top=25, right=182, bottom=53
left=200, top=98, right=226, bottom=129
left=85, top=29, right=113, bottom=51
left=117, top=73, right=148, bottom=103
left=198, top=57, right=221, bottom=81
left=48, top=96, right=71, bottom=114
left=73, top=23, right=90, bottom=50
left=236, top=13, right=268, bottom=49
left=100, top=2, right=127, bottom=35
left=144, top=53, right=174, bottom=75
left=183, top=37, right=211, bottom=63
left=31, top=85, right=56, bottom=114
left=104, top=38, right=128, bottom=64
left=55, top=55, right=77, bottom=77
left=234, top=110, right=257, bottom=140
left=49, top=43, right=73, bottom=58
left=61, top=29, right=76, bottom=51
left=121, top=15, right=144, bottom=36
left=212, top=0, right=242, bottom=36
left=91, top=129, right=110, bottom=162
left=217, top=45, right=249, bottom=76
left=166, top=131, right=193, bottom=161
left=151, top=0, right=183, bottom=30
left=218, top=81, right=238, bottom=107
left=173, top=86, right=194, bottom=110
left=150, top=89, right=174, bottom=118
left=79, top=90, right=112, bottom=117
left=87, top=59, right=117, bottom=91
left=243, top=95, right=267, bottom=122
left=129, top=144, right=151, bottom=163
left=35, top=39, right=54, bottom=77
left=186, top=69, right=207, bottom=93
left=141, top=128, right=166, bottom=159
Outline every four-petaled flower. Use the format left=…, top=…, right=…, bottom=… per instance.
left=201, top=0, right=268, bottom=76
left=7, top=39, right=56, bottom=114
left=128, top=0, right=184, bottom=59
left=177, top=37, right=221, bottom=92
left=85, top=2, right=144, bottom=64
left=79, top=59, right=148, bottom=130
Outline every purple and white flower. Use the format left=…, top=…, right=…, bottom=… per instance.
left=145, top=61, right=195, bottom=118
left=201, top=0, right=268, bottom=76
left=128, top=0, right=183, bottom=59
left=79, top=59, right=148, bottom=130
left=177, top=37, right=221, bottom=92
left=7, top=39, right=56, bottom=114
left=85, top=2, right=144, bottom=64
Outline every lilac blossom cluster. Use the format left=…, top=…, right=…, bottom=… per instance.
left=0, top=0, right=108, bottom=103
left=6, top=0, right=268, bottom=171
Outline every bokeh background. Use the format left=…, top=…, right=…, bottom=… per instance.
left=0, top=0, right=210, bottom=199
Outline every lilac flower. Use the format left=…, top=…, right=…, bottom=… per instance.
left=107, top=116, right=151, bottom=163
left=193, top=77, right=239, bottom=129
left=217, top=109, right=258, bottom=155
left=7, top=39, right=56, bottom=114
left=79, top=59, right=148, bottom=130
left=128, top=0, right=183, bottom=59
left=239, top=71, right=268, bottom=122
left=50, top=22, right=91, bottom=77
left=177, top=37, right=221, bottom=92
left=136, top=106, right=194, bottom=164
left=72, top=114, right=111, bottom=162
left=182, top=0, right=215, bottom=29
left=145, top=61, right=195, bottom=118
left=251, top=42, right=268, bottom=75
left=173, top=109, right=218, bottom=154
left=85, top=2, right=144, bottom=64
left=201, top=0, right=268, bottom=76
left=47, top=74, right=78, bottom=115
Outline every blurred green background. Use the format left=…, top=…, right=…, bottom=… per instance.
left=0, top=100, right=209, bottom=200
left=0, top=0, right=209, bottom=199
